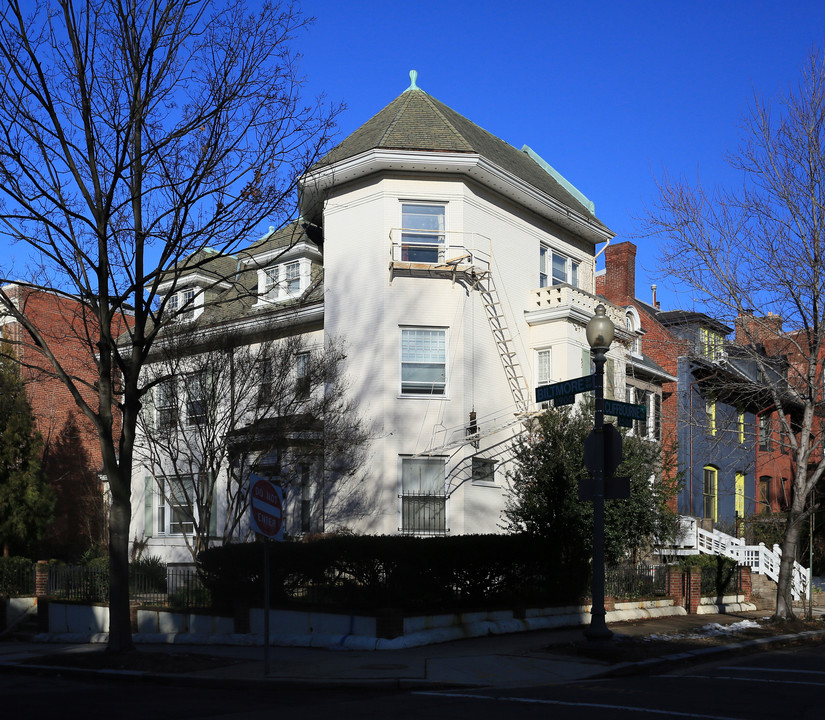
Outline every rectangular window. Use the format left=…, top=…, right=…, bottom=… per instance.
left=401, top=328, right=446, bottom=395
left=653, top=393, right=662, bottom=441
left=300, top=464, right=311, bottom=534
left=401, top=204, right=445, bottom=263
left=258, top=357, right=273, bottom=406
left=706, top=398, right=716, bottom=437
left=167, top=476, right=195, bottom=535
left=156, top=379, right=177, bottom=430
left=472, top=457, right=496, bottom=486
left=284, top=261, right=301, bottom=295
left=296, top=351, right=310, bottom=399
left=759, top=415, right=771, bottom=450
left=261, top=260, right=307, bottom=302
left=700, top=327, right=725, bottom=360
left=735, top=472, right=745, bottom=518
left=400, top=457, right=446, bottom=534
left=186, top=372, right=207, bottom=426
left=539, top=245, right=579, bottom=288
left=703, top=467, right=717, bottom=521
left=168, top=288, right=196, bottom=321
left=155, top=476, right=195, bottom=536
left=263, top=268, right=279, bottom=300
left=536, top=348, right=552, bottom=409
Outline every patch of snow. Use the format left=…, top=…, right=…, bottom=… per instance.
left=644, top=619, right=761, bottom=642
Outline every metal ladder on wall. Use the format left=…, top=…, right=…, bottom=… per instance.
left=474, top=271, right=530, bottom=414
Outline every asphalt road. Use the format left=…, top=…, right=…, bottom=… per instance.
left=4, top=644, right=825, bottom=719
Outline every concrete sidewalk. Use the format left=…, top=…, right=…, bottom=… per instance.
left=2, top=608, right=824, bottom=689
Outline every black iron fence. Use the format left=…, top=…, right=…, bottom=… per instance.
left=605, top=563, right=668, bottom=600
left=28, top=564, right=210, bottom=610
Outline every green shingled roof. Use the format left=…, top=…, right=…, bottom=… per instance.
left=315, top=86, right=603, bottom=224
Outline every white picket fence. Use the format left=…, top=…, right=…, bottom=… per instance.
left=669, top=516, right=810, bottom=601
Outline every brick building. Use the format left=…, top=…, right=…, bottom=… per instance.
left=599, top=242, right=759, bottom=528
left=1, top=284, right=130, bottom=557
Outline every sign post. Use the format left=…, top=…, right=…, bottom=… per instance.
left=249, top=475, right=283, bottom=676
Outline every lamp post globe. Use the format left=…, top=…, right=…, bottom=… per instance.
left=586, top=303, right=615, bottom=352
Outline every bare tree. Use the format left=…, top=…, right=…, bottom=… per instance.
left=0, top=0, right=338, bottom=650
left=643, top=49, right=825, bottom=619
left=134, top=327, right=372, bottom=561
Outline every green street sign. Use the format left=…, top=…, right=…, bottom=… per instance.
left=536, top=374, right=594, bottom=405
left=604, top=399, right=646, bottom=428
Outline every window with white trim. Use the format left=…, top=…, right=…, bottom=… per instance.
left=472, top=457, right=496, bottom=486
left=540, top=245, right=579, bottom=288
left=167, top=287, right=197, bottom=321
left=186, top=372, right=208, bottom=426
left=296, top=351, right=310, bottom=400
left=401, top=328, right=446, bottom=396
left=401, top=203, right=445, bottom=263
left=156, top=379, right=177, bottom=430
left=156, top=476, right=196, bottom=535
left=400, top=457, right=446, bottom=534
left=535, top=348, right=552, bottom=409
left=259, top=259, right=310, bottom=303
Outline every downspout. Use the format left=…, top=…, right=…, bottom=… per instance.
left=595, top=236, right=612, bottom=261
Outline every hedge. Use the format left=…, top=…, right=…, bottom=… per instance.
left=198, top=534, right=590, bottom=613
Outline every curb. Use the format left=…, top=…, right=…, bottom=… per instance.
left=3, top=627, right=823, bottom=690
left=599, top=628, right=825, bottom=678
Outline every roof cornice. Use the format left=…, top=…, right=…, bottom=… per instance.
left=301, top=149, right=613, bottom=245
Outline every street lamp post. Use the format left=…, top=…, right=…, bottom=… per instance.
left=584, top=303, right=615, bottom=641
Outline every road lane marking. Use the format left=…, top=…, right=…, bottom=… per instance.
left=413, top=691, right=743, bottom=719
left=669, top=674, right=825, bottom=687
left=718, top=665, right=825, bottom=676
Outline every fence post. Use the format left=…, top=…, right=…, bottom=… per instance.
left=738, top=566, right=752, bottom=603
left=35, top=561, right=50, bottom=633
left=686, top=566, right=701, bottom=614
left=665, top=565, right=684, bottom=607
left=35, top=561, right=49, bottom=597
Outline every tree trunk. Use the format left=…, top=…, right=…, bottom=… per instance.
left=774, top=507, right=803, bottom=620
left=107, top=484, right=133, bottom=653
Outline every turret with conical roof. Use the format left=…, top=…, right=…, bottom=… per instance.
left=302, top=71, right=611, bottom=244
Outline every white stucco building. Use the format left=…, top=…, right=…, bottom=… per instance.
left=130, top=72, right=627, bottom=563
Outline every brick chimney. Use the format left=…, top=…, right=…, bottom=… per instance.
left=735, top=311, right=783, bottom=346
left=601, top=241, right=636, bottom=304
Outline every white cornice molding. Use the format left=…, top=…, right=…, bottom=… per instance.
left=240, top=239, right=322, bottom=268
left=157, top=273, right=233, bottom=295
left=301, top=150, right=614, bottom=245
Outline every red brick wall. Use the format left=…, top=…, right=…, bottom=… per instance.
left=11, top=287, right=105, bottom=466
left=600, top=242, right=687, bottom=510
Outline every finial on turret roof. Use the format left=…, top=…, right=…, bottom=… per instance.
left=406, top=69, right=419, bottom=91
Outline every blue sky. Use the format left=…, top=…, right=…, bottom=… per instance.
left=296, top=0, right=824, bottom=311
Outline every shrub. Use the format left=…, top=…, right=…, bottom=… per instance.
left=130, top=555, right=167, bottom=593
left=679, top=554, right=739, bottom=596
left=0, top=556, right=33, bottom=596
left=198, top=534, right=587, bottom=613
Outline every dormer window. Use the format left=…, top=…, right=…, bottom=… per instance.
left=625, top=310, right=642, bottom=356
left=258, top=258, right=311, bottom=304
left=167, top=287, right=197, bottom=321
left=700, top=327, right=725, bottom=360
